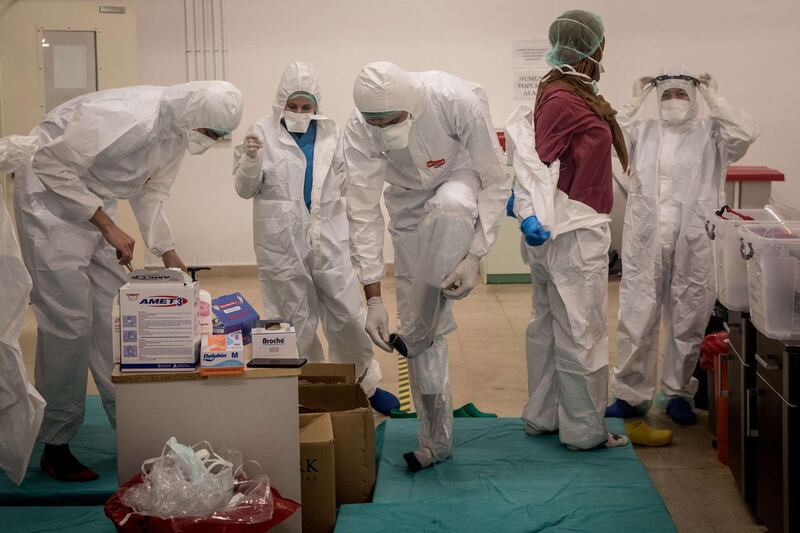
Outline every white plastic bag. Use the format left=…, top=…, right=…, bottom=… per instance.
left=122, top=437, right=236, bottom=518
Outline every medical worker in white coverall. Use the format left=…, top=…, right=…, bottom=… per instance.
left=0, top=136, right=45, bottom=486
left=15, top=81, right=242, bottom=481
left=343, top=62, right=509, bottom=471
left=233, top=62, right=398, bottom=414
left=607, top=67, right=757, bottom=427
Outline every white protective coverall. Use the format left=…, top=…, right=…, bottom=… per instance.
left=344, top=62, right=509, bottom=464
left=15, top=82, right=242, bottom=444
left=613, top=67, right=758, bottom=407
left=0, top=136, right=46, bottom=484
left=505, top=106, right=613, bottom=450
left=233, top=62, right=380, bottom=395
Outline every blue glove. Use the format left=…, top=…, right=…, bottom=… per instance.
left=506, top=191, right=516, bottom=218
left=521, top=216, right=551, bottom=246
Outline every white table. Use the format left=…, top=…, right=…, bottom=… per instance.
left=112, top=365, right=302, bottom=532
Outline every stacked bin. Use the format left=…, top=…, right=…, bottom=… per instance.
left=738, top=222, right=800, bottom=341
left=706, top=208, right=777, bottom=312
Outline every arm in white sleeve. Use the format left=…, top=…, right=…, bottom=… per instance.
left=233, top=125, right=266, bottom=199
left=343, top=120, right=387, bottom=285
left=331, top=135, right=348, bottom=199
left=504, top=106, right=555, bottom=224
left=454, top=89, right=511, bottom=257
left=705, top=92, right=759, bottom=165
left=128, top=156, right=182, bottom=257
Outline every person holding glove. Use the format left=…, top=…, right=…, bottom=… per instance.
left=607, top=67, right=758, bottom=430
left=505, top=10, right=629, bottom=451
left=15, top=81, right=242, bottom=481
left=233, top=62, right=397, bottom=415
left=343, top=62, right=509, bottom=471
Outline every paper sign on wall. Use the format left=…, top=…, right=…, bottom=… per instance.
left=512, top=39, right=549, bottom=104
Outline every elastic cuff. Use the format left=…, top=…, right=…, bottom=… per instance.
left=517, top=205, right=535, bottom=220
left=150, top=244, right=176, bottom=257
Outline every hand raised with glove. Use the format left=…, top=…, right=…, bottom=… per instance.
left=243, top=134, right=264, bottom=159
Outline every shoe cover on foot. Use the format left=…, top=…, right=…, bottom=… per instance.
left=605, top=398, right=647, bottom=418
left=666, top=397, right=696, bottom=425
left=369, top=388, right=400, bottom=415
left=625, top=420, right=673, bottom=446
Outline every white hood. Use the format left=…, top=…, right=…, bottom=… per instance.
left=353, top=62, right=424, bottom=118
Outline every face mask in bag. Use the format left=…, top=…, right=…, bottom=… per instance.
left=283, top=111, right=314, bottom=134
left=186, top=130, right=217, bottom=155
left=381, top=118, right=413, bottom=151
left=660, top=99, right=691, bottom=124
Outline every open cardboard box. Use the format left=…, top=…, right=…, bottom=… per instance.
left=299, top=413, right=336, bottom=533
left=300, top=363, right=356, bottom=385
left=299, top=382, right=375, bottom=505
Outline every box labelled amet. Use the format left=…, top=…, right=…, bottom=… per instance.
left=118, top=269, right=199, bottom=372
left=299, top=413, right=336, bottom=533
left=299, top=383, right=375, bottom=505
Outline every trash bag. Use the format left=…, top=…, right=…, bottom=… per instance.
left=105, top=438, right=300, bottom=532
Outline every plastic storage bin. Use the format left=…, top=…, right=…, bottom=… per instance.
left=706, top=209, right=776, bottom=312
left=739, top=222, right=800, bottom=340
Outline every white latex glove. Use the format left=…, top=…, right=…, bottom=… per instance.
left=698, top=72, right=720, bottom=108
left=631, top=76, right=654, bottom=109
left=365, top=297, right=392, bottom=352
left=441, top=253, right=481, bottom=300
left=243, top=134, right=264, bottom=159
left=632, top=76, right=654, bottom=98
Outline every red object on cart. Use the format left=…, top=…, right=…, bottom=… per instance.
left=701, top=331, right=730, bottom=465
left=105, top=473, right=300, bottom=532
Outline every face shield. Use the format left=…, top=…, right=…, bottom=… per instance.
left=653, top=69, right=700, bottom=125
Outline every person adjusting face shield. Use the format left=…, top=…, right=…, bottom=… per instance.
left=0, top=136, right=46, bottom=486
left=343, top=61, right=510, bottom=471
left=608, top=66, right=758, bottom=428
left=232, top=62, right=397, bottom=415
left=506, top=9, right=629, bottom=451
left=14, top=81, right=242, bottom=482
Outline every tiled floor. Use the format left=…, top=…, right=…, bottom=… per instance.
left=18, top=271, right=765, bottom=532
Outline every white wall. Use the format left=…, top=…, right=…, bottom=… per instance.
left=137, top=0, right=800, bottom=267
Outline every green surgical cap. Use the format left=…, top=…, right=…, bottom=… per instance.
left=360, top=110, right=405, bottom=120
left=546, top=10, right=605, bottom=67
left=287, top=91, right=318, bottom=107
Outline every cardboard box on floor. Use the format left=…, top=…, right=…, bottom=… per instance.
left=299, top=381, right=375, bottom=505
left=299, top=413, right=336, bottom=533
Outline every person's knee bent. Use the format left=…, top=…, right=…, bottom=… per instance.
left=427, top=172, right=480, bottom=219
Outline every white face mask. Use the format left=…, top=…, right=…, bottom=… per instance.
left=660, top=99, right=692, bottom=124
left=186, top=129, right=217, bottom=155
left=283, top=111, right=314, bottom=134
left=380, top=118, right=413, bottom=151
left=554, top=64, right=599, bottom=95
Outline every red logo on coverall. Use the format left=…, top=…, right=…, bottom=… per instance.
left=427, top=159, right=446, bottom=169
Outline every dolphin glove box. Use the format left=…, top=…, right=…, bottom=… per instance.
left=118, top=269, right=200, bottom=372
left=201, top=331, right=245, bottom=375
